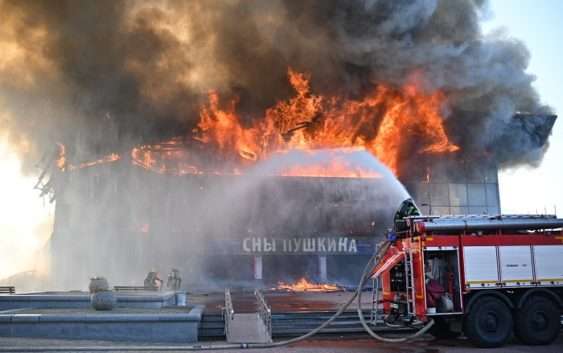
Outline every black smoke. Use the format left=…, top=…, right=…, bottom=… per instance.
left=0, top=0, right=553, bottom=173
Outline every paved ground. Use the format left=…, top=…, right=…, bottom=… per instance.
left=1, top=290, right=562, bottom=351
left=0, top=334, right=562, bottom=352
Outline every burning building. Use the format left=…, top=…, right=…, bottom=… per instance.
left=46, top=130, right=553, bottom=289
left=0, top=1, right=558, bottom=288
left=41, top=70, right=556, bottom=288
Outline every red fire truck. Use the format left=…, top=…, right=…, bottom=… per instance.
left=371, top=208, right=563, bottom=347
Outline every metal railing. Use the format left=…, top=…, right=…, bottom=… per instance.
left=0, top=286, right=15, bottom=294
left=224, top=288, right=234, bottom=337
left=254, top=289, right=272, bottom=341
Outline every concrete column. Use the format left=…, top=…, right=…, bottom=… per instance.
left=253, top=255, right=263, bottom=280
left=318, top=255, right=328, bottom=282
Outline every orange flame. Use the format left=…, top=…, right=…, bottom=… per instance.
left=56, top=143, right=66, bottom=171
left=68, top=153, right=120, bottom=171
left=55, top=143, right=120, bottom=172
left=195, top=92, right=261, bottom=162
left=56, top=68, right=458, bottom=178
left=268, top=149, right=382, bottom=179
left=276, top=277, right=341, bottom=292
left=194, top=68, right=459, bottom=175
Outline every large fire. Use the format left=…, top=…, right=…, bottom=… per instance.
left=276, top=277, right=341, bottom=292
left=57, top=69, right=459, bottom=177
left=194, top=69, right=458, bottom=175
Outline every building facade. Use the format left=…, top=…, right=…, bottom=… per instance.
left=48, top=153, right=503, bottom=289
left=45, top=113, right=556, bottom=289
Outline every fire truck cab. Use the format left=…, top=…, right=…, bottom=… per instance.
left=371, top=212, right=563, bottom=347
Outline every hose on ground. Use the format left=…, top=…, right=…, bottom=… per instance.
left=0, top=240, right=434, bottom=352
left=355, top=243, right=435, bottom=342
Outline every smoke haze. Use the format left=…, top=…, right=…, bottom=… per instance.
left=50, top=149, right=407, bottom=289
left=0, top=141, right=53, bottom=283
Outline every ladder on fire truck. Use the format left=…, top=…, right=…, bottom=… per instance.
left=370, top=249, right=417, bottom=323
left=370, top=277, right=380, bottom=324
left=404, top=249, right=416, bottom=317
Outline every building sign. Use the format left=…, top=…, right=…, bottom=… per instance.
left=242, top=237, right=360, bottom=254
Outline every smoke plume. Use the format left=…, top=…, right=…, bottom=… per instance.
left=0, top=0, right=554, bottom=173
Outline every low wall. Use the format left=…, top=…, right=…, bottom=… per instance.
left=0, top=291, right=178, bottom=311
left=0, top=306, right=203, bottom=343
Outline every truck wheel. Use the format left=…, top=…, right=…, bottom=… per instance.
left=429, top=317, right=460, bottom=339
left=514, top=296, right=560, bottom=345
left=464, top=296, right=513, bottom=347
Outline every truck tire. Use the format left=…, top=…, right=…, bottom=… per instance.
left=464, top=296, right=513, bottom=347
left=429, top=317, right=460, bottom=339
left=514, top=296, right=560, bottom=345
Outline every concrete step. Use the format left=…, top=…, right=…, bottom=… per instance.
left=199, top=310, right=374, bottom=338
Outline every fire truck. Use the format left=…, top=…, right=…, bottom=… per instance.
left=371, top=202, right=563, bottom=347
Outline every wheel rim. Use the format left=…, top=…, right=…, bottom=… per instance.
left=531, top=311, right=548, bottom=331
left=481, top=311, right=499, bottom=332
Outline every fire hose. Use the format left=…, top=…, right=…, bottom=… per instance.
left=0, top=240, right=434, bottom=352
left=355, top=242, right=435, bottom=343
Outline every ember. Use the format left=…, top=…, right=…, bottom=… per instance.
left=70, top=153, right=120, bottom=171
left=55, top=144, right=120, bottom=172
left=276, top=278, right=341, bottom=293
